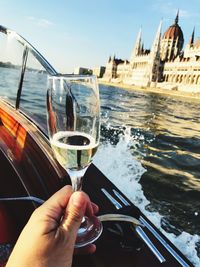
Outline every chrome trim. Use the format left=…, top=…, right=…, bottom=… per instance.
left=101, top=188, right=122, bottom=210
left=0, top=25, right=7, bottom=34
left=0, top=25, right=57, bottom=76
left=16, top=46, right=29, bottom=109
left=135, top=226, right=166, bottom=263
left=0, top=24, right=58, bottom=115
left=112, top=189, right=131, bottom=206
left=98, top=213, right=142, bottom=227
left=140, top=216, right=190, bottom=267
left=0, top=196, right=45, bottom=204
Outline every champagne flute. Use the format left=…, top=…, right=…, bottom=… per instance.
left=46, top=74, right=102, bottom=248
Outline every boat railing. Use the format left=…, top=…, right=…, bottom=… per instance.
left=0, top=25, right=57, bottom=76
left=0, top=25, right=59, bottom=133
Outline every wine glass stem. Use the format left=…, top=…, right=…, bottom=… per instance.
left=71, top=175, right=83, bottom=191
left=68, top=168, right=87, bottom=192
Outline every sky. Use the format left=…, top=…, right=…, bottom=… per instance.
left=0, top=0, right=200, bottom=73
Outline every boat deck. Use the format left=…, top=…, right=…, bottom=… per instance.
left=0, top=100, right=193, bottom=267
left=75, top=164, right=193, bottom=267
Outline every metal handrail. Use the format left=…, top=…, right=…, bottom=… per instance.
left=0, top=25, right=57, bottom=76
left=0, top=24, right=58, bottom=109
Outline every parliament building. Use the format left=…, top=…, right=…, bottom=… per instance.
left=102, top=12, right=200, bottom=92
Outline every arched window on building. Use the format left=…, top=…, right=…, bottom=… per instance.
left=172, top=75, right=176, bottom=83
left=184, top=75, right=187, bottom=84
left=194, top=75, right=198, bottom=85
left=188, top=75, right=192, bottom=84
left=197, top=75, right=200, bottom=85
left=185, top=75, right=190, bottom=84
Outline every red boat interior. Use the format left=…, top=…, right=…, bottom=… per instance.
left=0, top=101, right=194, bottom=267
left=0, top=101, right=68, bottom=266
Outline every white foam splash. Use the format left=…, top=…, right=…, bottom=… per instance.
left=94, top=129, right=200, bottom=266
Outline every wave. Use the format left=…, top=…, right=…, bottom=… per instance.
left=94, top=125, right=200, bottom=266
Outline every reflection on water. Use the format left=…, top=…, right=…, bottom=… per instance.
left=0, top=69, right=200, bottom=264
left=100, top=85, right=200, bottom=222
left=99, top=85, right=200, bottom=264
left=0, top=67, right=20, bottom=105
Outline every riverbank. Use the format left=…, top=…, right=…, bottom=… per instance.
left=98, top=80, right=200, bottom=101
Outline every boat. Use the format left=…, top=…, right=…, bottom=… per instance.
left=0, top=25, right=194, bottom=267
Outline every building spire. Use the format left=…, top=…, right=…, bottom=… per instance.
left=189, top=27, right=195, bottom=46
left=130, top=27, right=142, bottom=61
left=149, top=20, right=162, bottom=83
left=151, top=20, right=162, bottom=58
left=141, top=42, right=144, bottom=53
left=175, top=10, right=179, bottom=25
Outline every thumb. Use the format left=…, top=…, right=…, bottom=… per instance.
left=61, top=191, right=88, bottom=238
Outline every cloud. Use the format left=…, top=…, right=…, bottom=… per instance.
left=179, top=10, right=192, bottom=18
left=37, top=19, right=54, bottom=28
left=27, top=16, right=54, bottom=28
left=152, top=0, right=197, bottom=19
left=152, top=1, right=176, bottom=15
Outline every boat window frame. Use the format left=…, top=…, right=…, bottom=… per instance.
left=0, top=25, right=58, bottom=134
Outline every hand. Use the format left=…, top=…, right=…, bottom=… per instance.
left=6, top=185, right=98, bottom=267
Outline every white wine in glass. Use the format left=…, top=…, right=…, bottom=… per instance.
left=47, top=74, right=102, bottom=247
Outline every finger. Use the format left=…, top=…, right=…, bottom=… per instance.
left=61, top=191, right=89, bottom=236
left=91, top=202, right=99, bottom=214
left=74, top=244, right=96, bottom=255
left=85, top=198, right=94, bottom=217
left=35, top=185, right=73, bottom=222
left=43, top=185, right=73, bottom=210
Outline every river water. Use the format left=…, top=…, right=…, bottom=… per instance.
left=0, top=68, right=200, bottom=266
left=94, top=84, right=200, bottom=266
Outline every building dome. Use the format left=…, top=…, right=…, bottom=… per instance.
left=163, top=24, right=184, bottom=40
left=163, top=11, right=184, bottom=41
left=160, top=11, right=184, bottom=61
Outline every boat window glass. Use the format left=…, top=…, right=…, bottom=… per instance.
left=19, top=51, right=48, bottom=133
left=0, top=33, right=23, bottom=106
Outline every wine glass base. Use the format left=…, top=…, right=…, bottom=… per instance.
left=74, top=216, right=103, bottom=248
